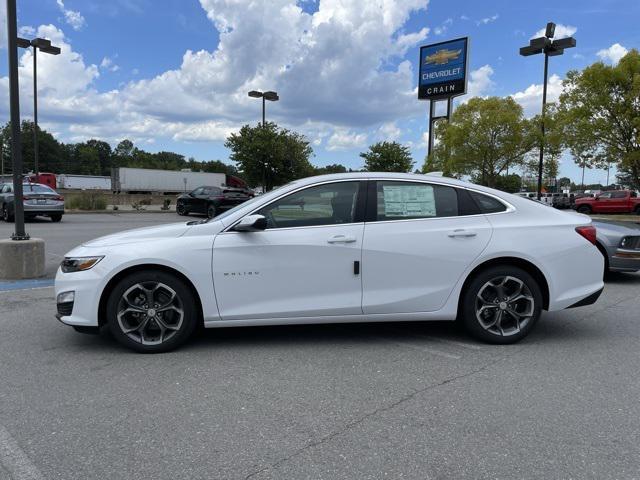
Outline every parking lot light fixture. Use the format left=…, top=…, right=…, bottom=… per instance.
left=17, top=36, right=61, bottom=179
left=519, top=22, right=576, bottom=200
left=248, top=90, right=279, bottom=126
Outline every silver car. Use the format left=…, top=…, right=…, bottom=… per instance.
left=593, top=220, right=640, bottom=273
left=0, top=182, right=65, bottom=222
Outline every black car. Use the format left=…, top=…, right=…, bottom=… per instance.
left=176, top=186, right=252, bottom=218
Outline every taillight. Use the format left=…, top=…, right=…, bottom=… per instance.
left=55, top=196, right=64, bottom=201
left=576, top=225, right=597, bottom=245
left=23, top=195, right=32, bottom=200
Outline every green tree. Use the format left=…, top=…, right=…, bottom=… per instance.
left=493, top=173, right=522, bottom=193
left=113, top=139, right=134, bottom=167
left=426, top=97, right=534, bottom=188
left=85, top=139, right=113, bottom=176
left=73, top=144, right=101, bottom=175
left=225, top=122, right=314, bottom=191
left=1, top=121, right=64, bottom=173
left=314, top=163, right=347, bottom=175
left=558, top=49, right=640, bottom=187
left=360, top=141, right=413, bottom=172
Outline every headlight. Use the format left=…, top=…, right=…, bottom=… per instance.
left=61, top=256, right=104, bottom=273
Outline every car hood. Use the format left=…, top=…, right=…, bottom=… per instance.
left=82, top=222, right=192, bottom=247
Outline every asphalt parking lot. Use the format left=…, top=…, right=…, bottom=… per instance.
left=1, top=213, right=640, bottom=479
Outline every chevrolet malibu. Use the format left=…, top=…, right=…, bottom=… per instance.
left=55, top=173, right=604, bottom=353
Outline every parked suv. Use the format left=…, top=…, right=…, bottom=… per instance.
left=0, top=182, right=65, bottom=222
left=176, top=185, right=251, bottom=218
left=574, top=190, right=640, bottom=215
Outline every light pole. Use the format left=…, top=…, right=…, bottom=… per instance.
left=248, top=91, right=278, bottom=192
left=248, top=90, right=279, bottom=126
left=16, top=37, right=60, bottom=178
left=520, top=22, right=576, bottom=200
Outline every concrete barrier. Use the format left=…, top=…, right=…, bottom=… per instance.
left=0, top=238, right=45, bottom=280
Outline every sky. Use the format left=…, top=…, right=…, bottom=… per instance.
left=0, top=0, right=638, bottom=184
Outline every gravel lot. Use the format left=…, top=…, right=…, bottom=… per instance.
left=0, top=213, right=639, bottom=479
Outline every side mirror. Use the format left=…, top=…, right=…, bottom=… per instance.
left=234, top=214, right=267, bottom=232
left=594, top=196, right=599, bottom=201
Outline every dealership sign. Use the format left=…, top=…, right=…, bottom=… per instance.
left=418, top=37, right=469, bottom=100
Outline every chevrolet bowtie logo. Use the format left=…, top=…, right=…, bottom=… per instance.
left=425, top=48, right=462, bottom=65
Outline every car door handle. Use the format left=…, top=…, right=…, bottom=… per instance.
left=327, top=235, right=357, bottom=244
left=448, top=229, right=477, bottom=238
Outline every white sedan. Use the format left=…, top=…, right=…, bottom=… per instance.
left=55, top=173, right=604, bottom=353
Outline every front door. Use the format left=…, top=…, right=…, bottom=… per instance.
left=212, top=181, right=365, bottom=320
left=362, top=181, right=492, bottom=314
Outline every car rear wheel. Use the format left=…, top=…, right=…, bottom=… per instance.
left=207, top=204, right=217, bottom=219
left=577, top=205, right=591, bottom=214
left=460, top=266, right=542, bottom=344
left=176, top=203, right=187, bottom=216
left=106, top=270, right=198, bottom=353
left=634, top=205, right=640, bottom=215
left=50, top=214, right=62, bottom=222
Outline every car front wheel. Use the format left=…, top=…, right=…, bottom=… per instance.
left=207, top=204, right=217, bottom=219
left=460, top=266, right=543, bottom=344
left=106, top=270, right=198, bottom=353
left=176, top=203, right=187, bottom=216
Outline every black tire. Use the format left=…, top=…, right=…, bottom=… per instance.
left=2, top=204, right=14, bottom=223
left=460, top=265, right=543, bottom=344
left=176, top=203, right=187, bottom=216
left=576, top=205, right=591, bottom=214
left=207, top=204, right=217, bottom=219
left=106, top=270, right=198, bottom=353
left=634, top=205, right=640, bottom=215
left=50, top=214, right=62, bottom=222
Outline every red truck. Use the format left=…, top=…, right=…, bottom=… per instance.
left=574, top=190, right=640, bottom=214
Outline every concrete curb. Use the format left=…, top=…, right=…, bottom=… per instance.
left=64, top=209, right=177, bottom=214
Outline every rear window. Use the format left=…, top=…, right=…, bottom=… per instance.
left=23, top=184, right=56, bottom=194
left=469, top=191, right=508, bottom=214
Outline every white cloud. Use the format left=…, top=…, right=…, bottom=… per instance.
left=1, top=0, right=437, bottom=151
left=19, top=25, right=36, bottom=36
left=532, top=23, right=576, bottom=39
left=326, top=129, right=368, bottom=151
left=433, top=17, right=452, bottom=36
left=510, top=74, right=564, bottom=116
left=467, top=64, right=495, bottom=97
left=56, top=0, right=86, bottom=31
left=476, top=14, right=498, bottom=26
left=597, top=43, right=628, bottom=65
left=377, top=121, right=401, bottom=141
left=100, top=56, right=120, bottom=72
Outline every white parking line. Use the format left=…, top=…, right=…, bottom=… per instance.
left=0, top=425, right=45, bottom=480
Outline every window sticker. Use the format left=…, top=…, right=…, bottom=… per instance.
left=383, top=185, right=436, bottom=217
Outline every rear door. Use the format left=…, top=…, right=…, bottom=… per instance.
left=361, top=181, right=492, bottom=314
left=609, top=191, right=629, bottom=212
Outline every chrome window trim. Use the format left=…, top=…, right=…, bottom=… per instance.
left=222, top=177, right=515, bottom=233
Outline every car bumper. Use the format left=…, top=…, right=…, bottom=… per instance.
left=610, top=248, right=640, bottom=272
left=24, top=204, right=64, bottom=214
left=55, top=267, right=104, bottom=327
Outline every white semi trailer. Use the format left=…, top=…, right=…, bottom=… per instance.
left=111, top=167, right=245, bottom=193
left=57, top=174, right=112, bottom=190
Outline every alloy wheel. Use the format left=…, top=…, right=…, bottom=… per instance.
left=116, top=281, right=184, bottom=345
left=475, top=275, right=535, bottom=337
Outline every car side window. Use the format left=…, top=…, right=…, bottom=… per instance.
left=192, top=187, right=205, bottom=196
left=468, top=191, right=508, bottom=214
left=376, top=181, right=458, bottom=220
left=257, top=181, right=359, bottom=229
left=598, top=192, right=612, bottom=199
left=611, top=191, right=627, bottom=199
